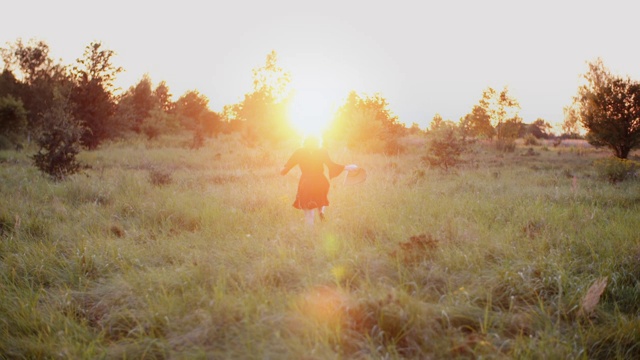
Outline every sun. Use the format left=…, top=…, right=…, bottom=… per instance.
left=289, top=88, right=339, bottom=138
left=291, top=89, right=334, bottom=136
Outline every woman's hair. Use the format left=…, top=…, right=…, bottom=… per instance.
left=303, top=136, right=320, bottom=149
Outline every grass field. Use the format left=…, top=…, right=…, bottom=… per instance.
left=1, top=134, right=639, bottom=359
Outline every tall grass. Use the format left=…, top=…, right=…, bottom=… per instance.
left=1, top=136, right=639, bottom=358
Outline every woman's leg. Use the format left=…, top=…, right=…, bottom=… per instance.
left=304, top=209, right=315, bottom=226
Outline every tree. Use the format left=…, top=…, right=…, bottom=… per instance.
left=70, top=41, right=122, bottom=149
left=200, top=110, right=222, bottom=137
left=129, top=74, right=155, bottom=128
left=326, top=91, right=405, bottom=153
left=1, top=39, right=55, bottom=82
left=252, top=50, right=291, bottom=102
left=408, top=122, right=423, bottom=135
left=573, top=59, right=640, bottom=159
left=140, top=107, right=179, bottom=140
left=0, top=69, right=22, bottom=98
left=226, top=51, right=294, bottom=144
left=528, top=118, right=552, bottom=139
left=173, top=89, right=221, bottom=144
left=116, top=74, right=157, bottom=132
left=429, top=113, right=444, bottom=131
left=478, top=86, right=520, bottom=140
left=32, top=87, right=86, bottom=180
left=498, top=115, right=524, bottom=139
left=154, top=80, right=173, bottom=112
left=0, top=39, right=70, bottom=133
left=174, top=90, right=210, bottom=130
left=460, top=105, right=495, bottom=139
left=562, top=104, right=582, bottom=138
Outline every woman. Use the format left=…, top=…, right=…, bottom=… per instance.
left=280, top=136, right=357, bottom=225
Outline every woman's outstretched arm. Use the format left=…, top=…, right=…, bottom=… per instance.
left=280, top=149, right=300, bottom=175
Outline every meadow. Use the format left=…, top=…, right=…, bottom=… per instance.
left=1, top=134, right=639, bottom=359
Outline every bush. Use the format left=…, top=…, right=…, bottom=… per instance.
left=148, top=167, right=173, bottom=186
left=32, top=93, right=87, bottom=181
left=523, top=133, right=539, bottom=146
left=140, top=109, right=180, bottom=140
left=0, top=95, right=28, bottom=141
left=496, top=138, right=516, bottom=152
left=423, top=127, right=464, bottom=171
left=594, top=157, right=638, bottom=183
left=0, top=135, right=12, bottom=150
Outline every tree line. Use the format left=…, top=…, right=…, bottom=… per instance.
left=0, top=39, right=225, bottom=150
left=1, top=39, right=639, bottom=179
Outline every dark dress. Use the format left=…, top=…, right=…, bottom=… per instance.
left=281, top=147, right=345, bottom=210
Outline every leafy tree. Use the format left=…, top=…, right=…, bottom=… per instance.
left=129, top=74, right=155, bottom=128
left=0, top=39, right=70, bottom=133
left=221, top=104, right=245, bottom=134
left=477, top=86, right=520, bottom=140
left=226, top=51, right=294, bottom=144
left=0, top=69, right=22, bottom=98
left=343, top=107, right=386, bottom=152
left=573, top=59, right=640, bottom=159
left=1, top=39, right=56, bottom=82
left=70, top=41, right=122, bottom=149
left=408, top=122, right=423, bottom=135
left=459, top=105, right=494, bottom=139
left=429, top=113, right=457, bottom=133
left=116, top=74, right=158, bottom=133
left=174, top=90, right=210, bottom=129
left=251, top=50, right=292, bottom=102
left=458, top=114, right=472, bottom=141
left=498, top=115, right=524, bottom=139
left=154, top=80, right=173, bottom=112
left=140, top=108, right=179, bottom=140
left=429, top=113, right=444, bottom=131
left=173, top=89, right=221, bottom=143
left=527, top=118, right=552, bottom=139
left=562, top=104, right=582, bottom=138
left=200, top=110, right=222, bottom=137
left=360, top=93, right=405, bottom=138
left=32, top=87, right=87, bottom=180
left=326, top=91, right=405, bottom=153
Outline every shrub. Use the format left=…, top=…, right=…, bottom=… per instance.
left=523, top=133, right=539, bottom=146
left=148, top=167, right=173, bottom=186
left=0, top=135, right=12, bottom=150
left=423, top=127, right=464, bottom=171
left=0, top=95, right=28, bottom=142
left=383, top=136, right=405, bottom=156
left=140, top=108, right=180, bottom=140
left=190, top=130, right=205, bottom=150
left=496, top=138, right=516, bottom=152
left=32, top=92, right=88, bottom=181
left=140, top=120, right=161, bottom=140
left=593, top=157, right=638, bottom=183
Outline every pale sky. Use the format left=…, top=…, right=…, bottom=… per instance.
left=3, top=0, right=640, bottom=130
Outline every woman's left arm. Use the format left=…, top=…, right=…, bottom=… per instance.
left=322, top=149, right=346, bottom=179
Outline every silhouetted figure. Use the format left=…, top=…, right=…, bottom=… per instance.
left=280, top=136, right=357, bottom=225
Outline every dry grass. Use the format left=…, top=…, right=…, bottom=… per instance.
left=1, top=136, right=639, bottom=358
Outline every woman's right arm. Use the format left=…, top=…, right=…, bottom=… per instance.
left=280, top=149, right=299, bottom=175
